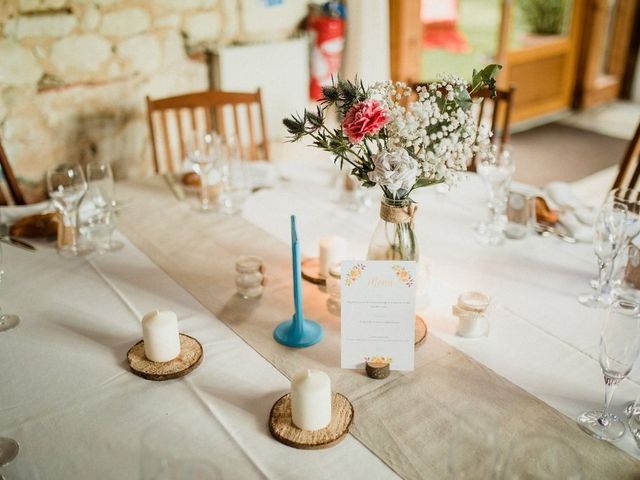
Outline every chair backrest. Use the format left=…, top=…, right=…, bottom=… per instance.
left=0, top=138, right=26, bottom=206
left=145, top=89, right=270, bottom=174
left=612, top=121, right=640, bottom=191
left=409, top=83, right=516, bottom=172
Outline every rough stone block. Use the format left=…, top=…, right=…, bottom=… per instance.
left=51, top=34, right=111, bottom=78
left=100, top=7, right=150, bottom=37
left=155, top=14, right=181, bottom=29
left=162, top=31, right=187, bottom=66
left=117, top=35, right=161, bottom=75
left=156, top=0, right=217, bottom=11
left=184, top=12, right=220, bottom=44
left=18, top=0, right=68, bottom=13
left=7, top=13, right=77, bottom=39
left=0, top=40, right=43, bottom=86
left=81, top=5, right=101, bottom=32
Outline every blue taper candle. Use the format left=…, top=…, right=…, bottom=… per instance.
left=273, top=214, right=323, bottom=347
left=291, top=215, right=304, bottom=336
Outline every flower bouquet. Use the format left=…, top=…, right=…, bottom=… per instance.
left=283, top=65, right=501, bottom=260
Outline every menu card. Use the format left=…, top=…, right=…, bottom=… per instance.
left=341, top=261, right=417, bottom=371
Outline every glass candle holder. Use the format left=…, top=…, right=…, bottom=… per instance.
left=235, top=256, right=263, bottom=299
left=325, top=263, right=342, bottom=319
left=326, top=264, right=342, bottom=303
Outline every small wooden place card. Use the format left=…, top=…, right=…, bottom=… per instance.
left=127, top=333, right=203, bottom=381
left=269, top=392, right=354, bottom=450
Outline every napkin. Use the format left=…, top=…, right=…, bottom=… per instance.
left=0, top=201, right=52, bottom=224
left=557, top=211, right=593, bottom=243
left=546, top=182, right=597, bottom=225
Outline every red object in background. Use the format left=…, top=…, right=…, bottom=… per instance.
left=308, top=14, right=345, bottom=100
left=421, top=0, right=470, bottom=53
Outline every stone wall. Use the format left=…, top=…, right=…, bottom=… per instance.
left=0, top=0, right=308, bottom=203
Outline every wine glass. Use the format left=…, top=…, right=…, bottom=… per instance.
left=475, top=146, right=514, bottom=246
left=577, top=299, right=640, bottom=441
left=46, top=163, right=90, bottom=256
left=218, top=134, right=249, bottom=215
left=578, top=201, right=627, bottom=307
left=188, top=131, right=222, bottom=213
left=0, top=244, right=19, bottom=332
left=0, top=436, right=19, bottom=468
left=81, top=161, right=123, bottom=253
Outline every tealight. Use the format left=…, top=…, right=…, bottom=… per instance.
left=141, top=310, right=181, bottom=362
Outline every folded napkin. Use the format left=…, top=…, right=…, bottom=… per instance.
left=0, top=201, right=52, bottom=224
left=546, top=181, right=597, bottom=226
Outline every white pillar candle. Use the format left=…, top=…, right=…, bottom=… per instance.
left=141, top=310, right=181, bottom=362
left=291, top=369, right=332, bottom=431
left=318, top=236, right=348, bottom=278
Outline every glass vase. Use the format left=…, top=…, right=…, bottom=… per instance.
left=367, top=198, right=419, bottom=261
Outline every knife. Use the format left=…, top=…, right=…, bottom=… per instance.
left=163, top=173, right=186, bottom=201
left=0, top=235, right=36, bottom=251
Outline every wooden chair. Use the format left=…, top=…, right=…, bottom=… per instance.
left=0, top=138, right=26, bottom=206
left=410, top=83, right=516, bottom=172
left=612, top=121, right=640, bottom=190
left=145, top=89, right=270, bottom=173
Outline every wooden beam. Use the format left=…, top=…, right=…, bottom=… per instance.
left=389, top=0, right=422, bottom=83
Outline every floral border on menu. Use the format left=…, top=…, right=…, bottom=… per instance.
left=392, top=265, right=414, bottom=287
left=344, top=263, right=366, bottom=287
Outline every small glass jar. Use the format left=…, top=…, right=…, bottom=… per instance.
left=326, top=263, right=341, bottom=316
left=235, top=256, right=263, bottom=299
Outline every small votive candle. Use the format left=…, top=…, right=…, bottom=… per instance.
left=291, top=369, right=332, bottom=431
left=141, top=310, right=181, bottom=362
left=235, top=256, right=264, bottom=298
left=318, top=236, right=348, bottom=278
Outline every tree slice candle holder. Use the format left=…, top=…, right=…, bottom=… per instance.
left=415, top=315, right=428, bottom=346
left=127, top=333, right=203, bottom=381
left=269, top=392, right=354, bottom=450
left=301, top=258, right=325, bottom=286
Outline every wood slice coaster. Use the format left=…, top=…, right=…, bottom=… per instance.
left=301, top=258, right=326, bottom=286
left=127, top=334, right=203, bottom=381
left=269, top=392, right=354, bottom=450
left=415, top=315, right=428, bottom=346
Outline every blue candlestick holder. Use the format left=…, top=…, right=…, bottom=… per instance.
left=273, top=215, right=323, bottom=348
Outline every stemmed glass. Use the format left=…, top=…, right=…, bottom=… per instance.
left=82, top=161, right=123, bottom=253
left=47, top=163, right=90, bottom=256
left=578, top=201, right=627, bottom=307
left=0, top=245, right=19, bottom=472
left=475, top=146, right=514, bottom=246
left=577, top=299, right=640, bottom=441
left=219, top=134, right=249, bottom=215
left=188, top=131, right=222, bottom=213
left=0, top=436, right=19, bottom=468
left=0, top=245, right=19, bottom=332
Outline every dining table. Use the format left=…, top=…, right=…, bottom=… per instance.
left=2, top=156, right=640, bottom=479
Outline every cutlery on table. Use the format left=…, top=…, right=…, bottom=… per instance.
left=535, top=223, right=577, bottom=244
left=0, top=223, right=36, bottom=251
left=163, top=173, right=186, bottom=201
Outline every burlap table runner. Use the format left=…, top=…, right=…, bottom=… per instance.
left=118, top=178, right=640, bottom=479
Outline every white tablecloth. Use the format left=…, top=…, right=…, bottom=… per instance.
left=2, top=158, right=640, bottom=478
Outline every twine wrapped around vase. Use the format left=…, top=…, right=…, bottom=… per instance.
left=379, top=201, right=417, bottom=226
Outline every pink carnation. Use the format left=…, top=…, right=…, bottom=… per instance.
left=342, top=99, right=389, bottom=144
